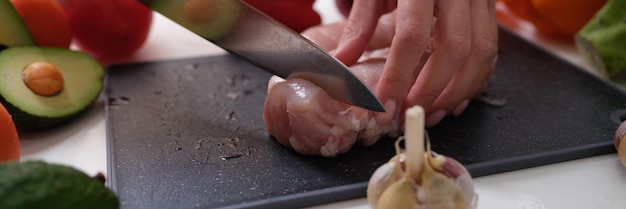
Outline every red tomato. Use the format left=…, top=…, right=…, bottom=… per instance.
left=244, top=0, right=321, bottom=33
left=59, top=0, right=152, bottom=62
left=0, top=103, right=20, bottom=162
left=10, top=0, right=72, bottom=48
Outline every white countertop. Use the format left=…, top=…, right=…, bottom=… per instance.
left=19, top=1, right=626, bottom=208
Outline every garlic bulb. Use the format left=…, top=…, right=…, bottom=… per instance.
left=366, top=106, right=477, bottom=209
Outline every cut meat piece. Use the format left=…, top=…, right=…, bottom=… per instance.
left=262, top=12, right=429, bottom=157
left=263, top=58, right=401, bottom=157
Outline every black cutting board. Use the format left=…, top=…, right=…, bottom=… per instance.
left=105, top=28, right=626, bottom=209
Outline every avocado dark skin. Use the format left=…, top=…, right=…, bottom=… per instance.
left=0, top=95, right=92, bottom=130
left=0, top=161, right=119, bottom=209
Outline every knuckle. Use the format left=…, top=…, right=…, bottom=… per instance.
left=379, top=70, right=414, bottom=93
left=408, top=86, right=444, bottom=110
left=341, top=19, right=367, bottom=42
left=395, top=22, right=431, bottom=53
left=443, top=34, right=472, bottom=62
left=473, top=37, right=498, bottom=61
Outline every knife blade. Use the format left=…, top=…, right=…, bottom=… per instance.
left=138, top=0, right=385, bottom=112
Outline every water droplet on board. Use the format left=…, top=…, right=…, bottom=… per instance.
left=226, top=92, right=240, bottom=100
left=108, top=96, right=131, bottom=107
left=120, top=96, right=130, bottom=103
left=185, top=63, right=199, bottom=71
left=226, top=111, right=236, bottom=120
left=220, top=154, right=243, bottom=160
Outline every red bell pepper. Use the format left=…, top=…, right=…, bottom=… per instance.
left=244, top=0, right=321, bottom=33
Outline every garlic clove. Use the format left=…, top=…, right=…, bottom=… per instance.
left=376, top=177, right=419, bottom=209
left=420, top=153, right=469, bottom=209
left=367, top=159, right=402, bottom=207
left=367, top=142, right=407, bottom=207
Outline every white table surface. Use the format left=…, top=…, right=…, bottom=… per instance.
left=19, top=1, right=626, bottom=208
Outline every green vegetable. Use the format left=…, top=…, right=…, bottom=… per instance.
left=575, top=0, right=626, bottom=78
left=0, top=161, right=119, bottom=209
left=0, top=46, right=104, bottom=129
left=0, top=0, right=35, bottom=49
left=144, top=0, right=241, bottom=41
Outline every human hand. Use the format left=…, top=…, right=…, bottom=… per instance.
left=332, top=0, right=498, bottom=127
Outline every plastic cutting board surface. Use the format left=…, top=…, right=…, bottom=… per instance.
left=105, top=28, right=626, bottom=209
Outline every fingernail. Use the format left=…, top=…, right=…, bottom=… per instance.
left=491, top=55, right=499, bottom=69
left=376, top=99, right=397, bottom=124
left=453, top=99, right=469, bottom=116
left=425, top=110, right=446, bottom=128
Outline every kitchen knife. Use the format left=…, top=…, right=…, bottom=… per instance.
left=138, top=0, right=385, bottom=112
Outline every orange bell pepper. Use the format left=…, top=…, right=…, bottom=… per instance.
left=532, top=0, right=607, bottom=36
left=498, top=0, right=607, bottom=37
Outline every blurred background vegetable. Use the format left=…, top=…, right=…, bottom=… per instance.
left=58, top=0, right=153, bottom=64
left=244, top=0, right=321, bottom=33
left=0, top=0, right=34, bottom=49
left=498, top=0, right=607, bottom=37
left=575, top=0, right=626, bottom=78
left=9, top=0, right=72, bottom=48
left=0, top=103, right=19, bottom=162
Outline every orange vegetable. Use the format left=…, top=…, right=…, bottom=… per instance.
left=0, top=103, right=20, bottom=162
left=532, top=0, right=607, bottom=36
left=498, top=0, right=564, bottom=36
left=10, top=0, right=72, bottom=48
left=499, top=0, right=607, bottom=37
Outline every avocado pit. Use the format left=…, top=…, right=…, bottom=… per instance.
left=22, top=61, right=64, bottom=97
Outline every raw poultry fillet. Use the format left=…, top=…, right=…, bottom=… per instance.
left=262, top=14, right=421, bottom=157
left=263, top=57, right=400, bottom=157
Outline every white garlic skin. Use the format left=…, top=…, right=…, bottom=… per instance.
left=366, top=153, right=477, bottom=209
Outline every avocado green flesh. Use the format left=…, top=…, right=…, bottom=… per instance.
left=0, top=161, right=119, bottom=209
left=0, top=0, right=35, bottom=48
left=149, top=0, right=241, bottom=41
left=0, top=47, right=104, bottom=129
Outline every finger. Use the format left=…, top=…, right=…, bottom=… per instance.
left=332, top=0, right=395, bottom=66
left=301, top=22, right=346, bottom=51
left=374, top=0, right=435, bottom=124
left=431, top=0, right=499, bottom=116
left=405, top=0, right=472, bottom=120
left=364, top=12, right=397, bottom=50
left=302, top=11, right=398, bottom=56
left=467, top=0, right=498, bottom=98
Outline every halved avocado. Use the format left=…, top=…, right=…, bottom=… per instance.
left=0, top=47, right=104, bottom=129
left=0, top=161, right=119, bottom=209
left=0, top=0, right=34, bottom=49
left=145, top=0, right=241, bottom=41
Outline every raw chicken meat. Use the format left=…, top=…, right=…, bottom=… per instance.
left=263, top=58, right=401, bottom=157
left=263, top=13, right=428, bottom=157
